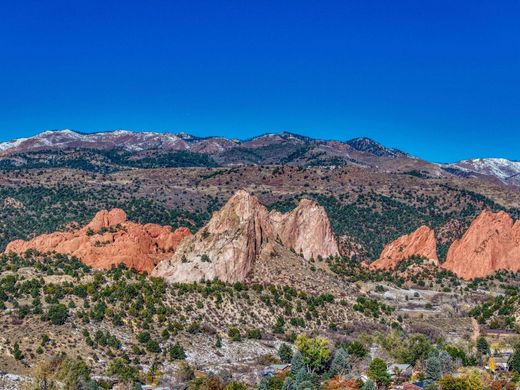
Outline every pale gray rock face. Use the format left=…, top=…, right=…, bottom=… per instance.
left=269, top=198, right=339, bottom=260
left=152, top=190, right=339, bottom=283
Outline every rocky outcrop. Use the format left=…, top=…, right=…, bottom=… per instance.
left=153, top=191, right=271, bottom=282
left=2, top=197, right=24, bottom=209
left=152, top=190, right=339, bottom=283
left=371, top=226, right=438, bottom=270
left=5, top=209, right=192, bottom=273
left=442, top=210, right=520, bottom=279
left=269, top=199, right=339, bottom=260
left=370, top=210, right=520, bottom=278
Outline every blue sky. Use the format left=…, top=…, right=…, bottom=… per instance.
left=0, top=0, right=518, bottom=162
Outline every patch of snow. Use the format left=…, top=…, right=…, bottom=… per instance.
left=0, top=137, right=30, bottom=151
left=444, top=158, right=520, bottom=184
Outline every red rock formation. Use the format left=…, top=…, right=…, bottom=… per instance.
left=152, top=190, right=339, bottom=283
left=442, top=210, right=520, bottom=279
left=371, top=225, right=438, bottom=270
left=5, top=209, right=191, bottom=273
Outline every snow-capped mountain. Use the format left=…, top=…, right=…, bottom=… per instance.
left=0, top=130, right=518, bottom=187
left=444, top=158, right=520, bottom=186
left=0, top=129, right=195, bottom=153
left=0, top=129, right=409, bottom=160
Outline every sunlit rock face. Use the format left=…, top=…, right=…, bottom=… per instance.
left=152, top=190, right=339, bottom=283
left=5, top=208, right=192, bottom=273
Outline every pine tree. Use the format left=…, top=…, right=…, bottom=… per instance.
left=439, top=350, right=454, bottom=374
left=476, top=336, right=490, bottom=356
left=168, top=342, right=186, bottom=360
left=257, top=377, right=269, bottom=390
left=510, top=343, right=520, bottom=373
left=367, top=358, right=391, bottom=387
left=87, top=380, right=100, bottom=390
left=12, top=342, right=23, bottom=360
left=281, top=377, right=293, bottom=390
left=329, top=348, right=351, bottom=377
left=290, top=351, right=305, bottom=376
left=361, top=379, right=377, bottom=390
left=278, top=343, right=293, bottom=364
left=293, top=367, right=313, bottom=390
left=424, top=353, right=442, bottom=387
left=294, top=367, right=307, bottom=384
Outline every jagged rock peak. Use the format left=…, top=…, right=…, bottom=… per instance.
left=371, top=225, right=438, bottom=270
left=206, top=190, right=270, bottom=232
left=269, top=198, right=339, bottom=260
left=442, top=210, right=520, bottom=279
left=152, top=190, right=339, bottom=283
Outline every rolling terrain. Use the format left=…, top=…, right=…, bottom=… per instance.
left=1, top=130, right=520, bottom=389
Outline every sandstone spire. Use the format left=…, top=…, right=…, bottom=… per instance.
left=152, top=190, right=339, bottom=283
left=269, top=199, right=339, bottom=260
left=442, top=210, right=520, bottom=279
left=371, top=225, right=438, bottom=270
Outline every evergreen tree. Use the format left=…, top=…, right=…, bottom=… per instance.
left=290, top=352, right=305, bottom=376
left=424, top=353, right=442, bottom=387
left=278, top=343, right=293, bottom=364
left=12, top=342, right=23, bottom=360
left=510, top=343, right=520, bottom=373
left=439, top=350, right=454, bottom=374
left=329, top=348, right=351, bottom=377
left=361, top=379, right=377, bottom=390
left=257, top=377, right=269, bottom=390
left=476, top=336, right=490, bottom=356
left=168, top=342, right=186, bottom=360
left=281, top=377, right=293, bottom=390
left=294, top=367, right=307, bottom=385
left=293, top=368, right=313, bottom=390
left=367, top=358, right=391, bottom=387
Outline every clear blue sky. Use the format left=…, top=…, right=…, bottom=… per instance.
left=0, top=0, right=518, bottom=162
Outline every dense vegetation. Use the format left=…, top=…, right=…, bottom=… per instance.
left=326, top=255, right=462, bottom=291
left=470, top=281, right=520, bottom=330
left=0, top=149, right=218, bottom=173
left=0, top=185, right=215, bottom=250
left=270, top=186, right=514, bottom=260
left=0, top=252, right=400, bottom=388
left=1, top=243, right=519, bottom=388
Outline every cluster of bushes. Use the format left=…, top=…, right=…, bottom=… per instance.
left=0, top=148, right=219, bottom=172
left=469, top=285, right=519, bottom=329
left=1, top=253, right=397, bottom=383
left=326, top=255, right=462, bottom=292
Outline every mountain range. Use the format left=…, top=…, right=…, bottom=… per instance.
left=1, top=130, right=520, bottom=388
left=1, top=129, right=519, bottom=186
